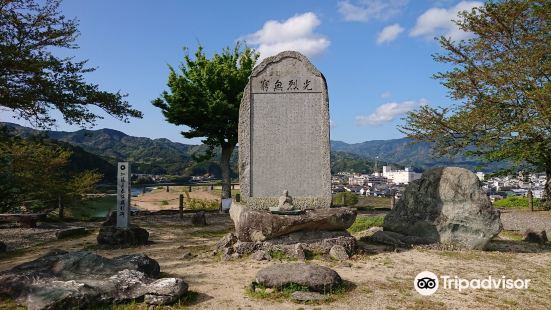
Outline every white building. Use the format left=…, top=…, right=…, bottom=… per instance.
left=382, top=166, right=422, bottom=185
left=476, top=172, right=485, bottom=181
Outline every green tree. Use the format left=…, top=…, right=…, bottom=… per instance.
left=0, top=130, right=102, bottom=215
left=400, top=0, right=551, bottom=205
left=0, top=0, right=142, bottom=127
left=153, top=43, right=258, bottom=199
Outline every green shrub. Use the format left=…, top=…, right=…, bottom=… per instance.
left=347, top=215, right=384, bottom=233
left=333, top=192, right=359, bottom=206
left=185, top=198, right=219, bottom=210
left=494, top=196, right=542, bottom=209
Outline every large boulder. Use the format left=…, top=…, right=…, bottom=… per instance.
left=230, top=203, right=356, bottom=242
left=255, top=263, right=342, bottom=293
left=97, top=225, right=149, bottom=246
left=384, top=167, right=502, bottom=249
left=0, top=250, right=187, bottom=309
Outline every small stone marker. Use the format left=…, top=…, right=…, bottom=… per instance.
left=116, top=162, right=130, bottom=228
left=239, top=51, right=331, bottom=209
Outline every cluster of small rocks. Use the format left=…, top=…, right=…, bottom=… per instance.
left=216, top=231, right=355, bottom=261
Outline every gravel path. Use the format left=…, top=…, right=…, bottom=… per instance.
left=499, top=209, right=551, bottom=232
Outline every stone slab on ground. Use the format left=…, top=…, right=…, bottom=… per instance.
left=230, top=203, right=356, bottom=242
left=0, top=250, right=187, bottom=309
left=255, top=263, right=342, bottom=293
left=384, top=167, right=502, bottom=249
left=55, top=226, right=87, bottom=239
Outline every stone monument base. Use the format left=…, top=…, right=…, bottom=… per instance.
left=217, top=230, right=356, bottom=261
left=224, top=204, right=357, bottom=260
left=97, top=225, right=149, bottom=246
left=230, top=203, right=357, bottom=242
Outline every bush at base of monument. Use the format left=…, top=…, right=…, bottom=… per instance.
left=383, top=167, right=502, bottom=250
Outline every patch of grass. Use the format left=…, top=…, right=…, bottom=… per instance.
left=269, top=249, right=295, bottom=261
left=186, top=198, right=219, bottom=210
left=498, top=230, right=524, bottom=241
left=0, top=296, right=24, bottom=310
left=190, top=228, right=231, bottom=238
left=347, top=215, right=384, bottom=233
left=355, top=196, right=392, bottom=209
left=160, top=200, right=169, bottom=206
left=494, top=196, right=542, bottom=209
left=246, top=282, right=352, bottom=305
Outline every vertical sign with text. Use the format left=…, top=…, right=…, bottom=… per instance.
left=116, top=162, right=130, bottom=228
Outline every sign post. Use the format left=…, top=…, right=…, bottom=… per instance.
left=116, top=162, right=130, bottom=228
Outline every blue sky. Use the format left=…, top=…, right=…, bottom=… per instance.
left=1, top=0, right=483, bottom=144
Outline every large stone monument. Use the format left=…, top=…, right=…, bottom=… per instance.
left=224, top=51, right=356, bottom=260
left=239, top=50, right=331, bottom=210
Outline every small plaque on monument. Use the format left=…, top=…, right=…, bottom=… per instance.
left=116, top=162, right=130, bottom=228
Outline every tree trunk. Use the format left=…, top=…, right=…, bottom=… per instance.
left=58, top=195, right=64, bottom=220
left=220, top=143, right=235, bottom=200
left=544, top=168, right=551, bottom=210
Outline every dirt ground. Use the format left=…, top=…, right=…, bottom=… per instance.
left=2, top=210, right=551, bottom=309
left=132, top=187, right=220, bottom=211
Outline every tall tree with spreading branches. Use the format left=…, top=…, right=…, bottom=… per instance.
left=153, top=43, right=258, bottom=200
left=400, top=0, right=551, bottom=205
left=0, top=0, right=142, bottom=128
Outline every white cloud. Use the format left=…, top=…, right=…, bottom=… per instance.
left=337, top=0, right=408, bottom=22
left=376, top=24, right=404, bottom=44
left=241, top=12, right=330, bottom=61
left=356, top=98, right=428, bottom=126
left=410, top=1, right=482, bottom=41
left=330, top=120, right=336, bottom=129
left=380, top=91, right=392, bottom=99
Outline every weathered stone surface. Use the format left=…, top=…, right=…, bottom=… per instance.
left=216, top=233, right=238, bottom=251
left=384, top=167, right=502, bottom=249
left=239, top=51, right=331, bottom=210
left=191, top=211, right=207, bottom=226
left=252, top=250, right=271, bottom=261
left=56, top=226, right=87, bottom=239
left=230, top=203, right=356, bottom=242
left=0, top=250, right=186, bottom=309
left=143, top=278, right=189, bottom=305
left=217, top=230, right=356, bottom=259
left=234, top=241, right=257, bottom=255
left=256, top=263, right=342, bottom=293
left=329, top=245, right=349, bottom=260
left=0, top=241, right=6, bottom=253
left=292, top=243, right=306, bottom=260
left=97, top=225, right=149, bottom=246
left=291, top=291, right=330, bottom=302
left=523, top=229, right=548, bottom=244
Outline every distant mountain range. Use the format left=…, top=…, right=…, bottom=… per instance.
left=2, top=122, right=503, bottom=180
left=330, top=138, right=504, bottom=172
